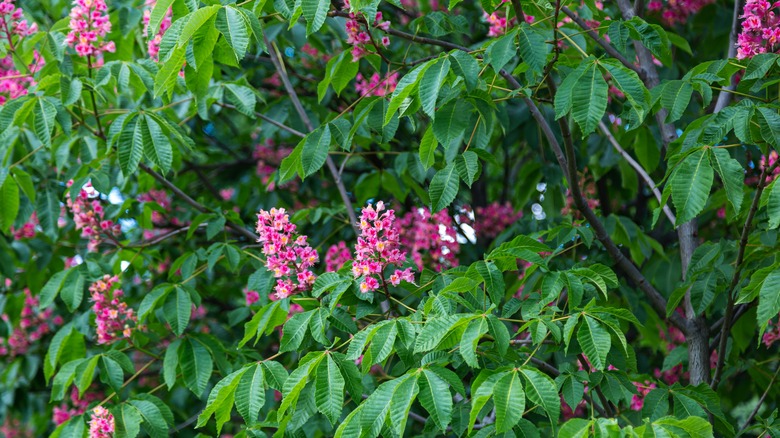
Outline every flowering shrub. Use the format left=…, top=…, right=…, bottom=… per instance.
left=0, top=0, right=779, bottom=437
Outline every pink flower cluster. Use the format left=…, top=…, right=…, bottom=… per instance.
left=88, top=406, right=114, bottom=438
left=253, top=139, right=295, bottom=191
left=0, top=417, right=33, bottom=438
left=244, top=288, right=260, bottom=306
left=343, top=0, right=390, bottom=61
left=630, top=380, right=658, bottom=410
left=0, top=54, right=39, bottom=104
left=325, top=241, right=352, bottom=272
left=256, top=208, right=318, bottom=300
left=11, top=212, right=37, bottom=240
left=0, top=289, right=61, bottom=358
left=0, top=0, right=37, bottom=40
left=353, top=201, right=414, bottom=292
left=736, top=0, right=780, bottom=59
left=355, top=71, right=399, bottom=97
left=90, top=275, right=137, bottom=344
left=142, top=0, right=172, bottom=60
left=763, top=314, right=780, bottom=347
left=759, top=150, right=780, bottom=184
left=561, top=178, right=600, bottom=218
left=53, top=387, right=102, bottom=425
left=66, top=181, right=121, bottom=252
left=398, top=207, right=460, bottom=271
left=474, top=202, right=522, bottom=240
left=65, top=0, right=115, bottom=57
left=647, top=0, right=714, bottom=26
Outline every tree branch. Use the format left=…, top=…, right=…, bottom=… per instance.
left=264, top=37, right=360, bottom=236
left=737, top=365, right=780, bottom=435
left=139, top=163, right=258, bottom=242
left=559, top=7, right=645, bottom=79
left=598, top=121, right=676, bottom=226
left=712, top=160, right=779, bottom=389
left=712, top=0, right=743, bottom=113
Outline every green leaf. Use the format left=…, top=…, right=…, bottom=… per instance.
left=163, top=339, right=180, bottom=390
left=36, top=188, right=60, bottom=238
left=756, top=106, right=780, bottom=148
left=301, top=125, right=331, bottom=178
left=75, top=355, right=99, bottom=397
left=520, top=368, right=560, bottom=425
left=60, top=267, right=85, bottom=312
left=571, top=60, right=608, bottom=138
left=388, top=374, right=419, bottom=437
left=670, top=149, right=713, bottom=225
left=517, top=23, right=547, bottom=74
left=148, top=0, right=174, bottom=41
left=154, top=46, right=185, bottom=99
left=642, top=388, right=670, bottom=421
left=460, top=317, right=488, bottom=367
left=114, top=404, right=142, bottom=438
left=493, top=371, right=524, bottom=433
left=143, top=115, right=173, bottom=173
left=315, top=355, right=345, bottom=425
left=419, top=125, right=438, bottom=170
left=118, top=114, right=144, bottom=176
left=414, top=315, right=463, bottom=353
left=449, top=50, right=479, bottom=91
left=555, top=61, right=590, bottom=119
left=600, top=59, right=650, bottom=126
left=179, top=5, right=221, bottom=49
left=660, top=80, right=693, bottom=123
left=302, top=0, right=329, bottom=35
left=280, top=310, right=315, bottom=352
left=100, top=356, right=125, bottom=392
left=432, top=100, right=470, bottom=149
left=418, top=369, right=452, bottom=431
left=0, top=176, right=19, bottom=235
left=758, top=269, right=780, bottom=340
left=224, top=84, right=257, bottom=117
left=197, top=368, right=247, bottom=434
left=487, top=314, right=510, bottom=356
left=163, top=286, right=191, bottom=336
left=456, top=151, right=480, bottom=187
left=181, top=338, right=213, bottom=397
left=429, top=163, right=459, bottom=212
left=385, top=61, right=434, bottom=125
left=577, top=316, right=610, bottom=370
left=60, top=76, right=82, bottom=106
left=34, top=97, right=57, bottom=146
left=235, top=364, right=265, bottom=423
left=39, top=269, right=69, bottom=308
left=710, top=148, right=744, bottom=217
left=485, top=29, right=517, bottom=73
left=768, top=179, right=780, bottom=229
left=419, top=57, right=451, bottom=118
left=559, top=418, right=591, bottom=438
left=743, top=53, right=778, bottom=80
left=129, top=397, right=170, bottom=437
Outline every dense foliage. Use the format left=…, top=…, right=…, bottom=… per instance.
left=1, top=0, right=779, bottom=436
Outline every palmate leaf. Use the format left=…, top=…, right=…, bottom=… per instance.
left=315, top=355, right=345, bottom=425
left=555, top=61, right=591, bottom=120
left=493, top=371, right=524, bottom=433
left=660, top=80, right=693, bottom=123
left=670, top=149, right=714, bottom=225
left=33, top=97, right=57, bottom=146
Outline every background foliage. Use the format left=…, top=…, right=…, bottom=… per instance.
left=0, top=0, right=779, bottom=436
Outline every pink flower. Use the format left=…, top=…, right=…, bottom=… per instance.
left=88, top=406, right=114, bottom=438
left=398, top=207, right=460, bottom=271
left=65, top=0, right=114, bottom=58
left=0, top=288, right=60, bottom=358
left=474, top=202, right=522, bottom=240
left=342, top=3, right=392, bottom=61
left=89, top=275, right=138, bottom=344
left=354, top=72, right=399, bottom=97
left=352, top=201, right=415, bottom=292
left=736, top=0, right=780, bottom=59
left=244, top=288, right=260, bottom=306
left=142, top=0, right=172, bottom=60
left=325, top=241, right=352, bottom=272
left=66, top=181, right=121, bottom=252
left=256, top=208, right=318, bottom=299
left=630, top=380, right=657, bottom=411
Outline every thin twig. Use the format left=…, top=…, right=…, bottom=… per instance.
left=598, top=121, right=676, bottom=225
left=737, top=366, right=780, bottom=435
left=264, top=37, right=360, bottom=236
